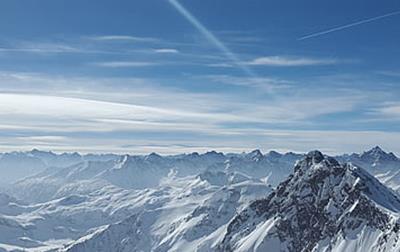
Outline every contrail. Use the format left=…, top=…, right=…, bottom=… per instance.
left=298, top=10, right=400, bottom=40
left=168, top=0, right=255, bottom=77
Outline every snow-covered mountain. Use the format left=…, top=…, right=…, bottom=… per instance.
left=0, top=150, right=119, bottom=185
left=338, top=146, right=400, bottom=192
left=60, top=172, right=271, bottom=252
left=1, top=147, right=400, bottom=251
left=338, top=146, right=400, bottom=173
left=0, top=152, right=47, bottom=185
left=219, top=151, right=400, bottom=252
left=3, top=146, right=397, bottom=193
left=7, top=150, right=301, bottom=203
left=0, top=171, right=271, bottom=252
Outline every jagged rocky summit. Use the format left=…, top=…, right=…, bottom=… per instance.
left=219, top=150, right=400, bottom=252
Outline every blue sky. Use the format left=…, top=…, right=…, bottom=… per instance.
left=0, top=0, right=399, bottom=155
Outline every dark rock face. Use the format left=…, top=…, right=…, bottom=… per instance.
left=219, top=151, right=400, bottom=252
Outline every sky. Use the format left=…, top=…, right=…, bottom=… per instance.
left=0, top=0, right=399, bottom=155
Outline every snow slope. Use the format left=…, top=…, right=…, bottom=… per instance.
left=0, top=171, right=271, bottom=251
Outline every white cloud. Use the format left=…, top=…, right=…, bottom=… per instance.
left=0, top=92, right=245, bottom=136
left=0, top=93, right=224, bottom=121
left=93, top=61, right=158, bottom=67
left=377, top=70, right=400, bottom=78
left=369, top=102, right=400, bottom=120
left=246, top=56, right=337, bottom=66
left=0, top=71, right=366, bottom=125
left=204, top=74, right=291, bottom=91
left=89, top=35, right=159, bottom=43
left=0, top=88, right=363, bottom=139
left=380, top=104, right=400, bottom=117
left=206, top=63, right=234, bottom=68
left=0, top=71, right=395, bottom=155
left=154, top=48, right=179, bottom=54
left=0, top=42, right=81, bottom=54
left=0, top=71, right=238, bottom=114
left=1, top=128, right=399, bottom=156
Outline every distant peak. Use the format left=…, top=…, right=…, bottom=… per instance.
left=246, top=149, right=263, bottom=160
left=370, top=146, right=385, bottom=153
left=362, top=146, right=387, bottom=157
left=30, top=148, right=51, bottom=154
left=203, top=150, right=224, bottom=157
left=266, top=150, right=282, bottom=158
left=249, top=149, right=262, bottom=156
left=361, top=146, right=399, bottom=163
left=145, top=152, right=162, bottom=161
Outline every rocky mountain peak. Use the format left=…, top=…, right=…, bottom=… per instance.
left=203, top=150, right=224, bottom=158
left=220, top=152, right=400, bottom=252
left=361, top=146, right=398, bottom=162
left=371, top=145, right=384, bottom=152
left=144, top=152, right=163, bottom=162
left=293, top=150, right=341, bottom=175
left=245, top=149, right=263, bottom=161
left=305, top=150, right=324, bottom=163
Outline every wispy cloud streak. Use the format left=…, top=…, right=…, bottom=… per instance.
left=246, top=56, right=337, bottom=66
left=298, top=10, right=400, bottom=40
left=168, top=0, right=256, bottom=77
left=154, top=48, right=179, bottom=54
left=90, top=35, right=159, bottom=43
left=93, top=61, right=158, bottom=67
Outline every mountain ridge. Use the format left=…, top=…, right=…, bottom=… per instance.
left=218, top=151, right=400, bottom=252
left=1, top=147, right=400, bottom=251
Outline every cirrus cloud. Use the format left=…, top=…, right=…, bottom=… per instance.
left=246, top=56, right=337, bottom=66
left=93, top=61, right=158, bottom=67
left=154, top=48, right=179, bottom=54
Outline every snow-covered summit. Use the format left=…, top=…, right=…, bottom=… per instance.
left=245, top=149, right=264, bottom=162
left=360, top=146, right=399, bottom=164
left=339, top=146, right=399, bottom=171
left=219, top=151, right=400, bottom=252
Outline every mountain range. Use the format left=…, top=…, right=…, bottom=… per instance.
left=0, top=146, right=399, bottom=251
